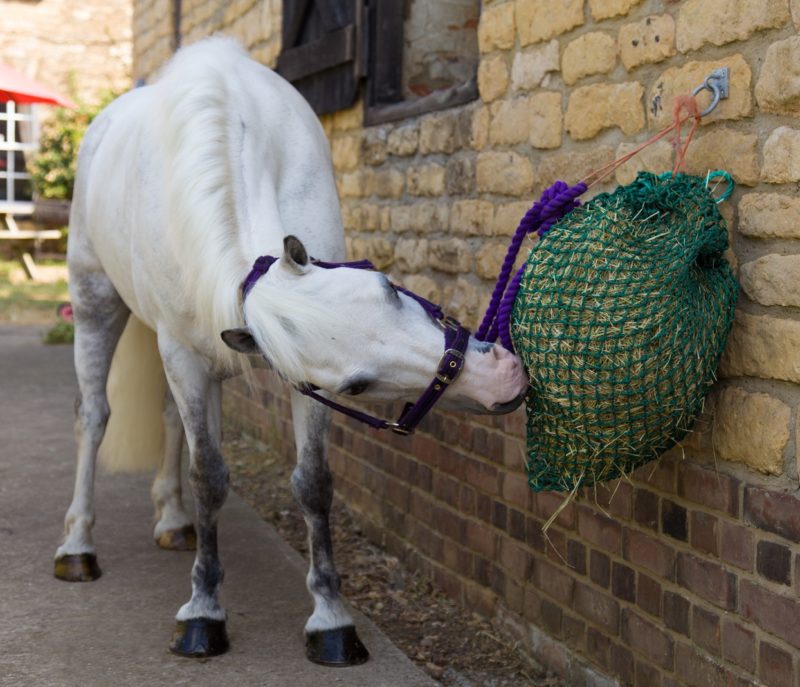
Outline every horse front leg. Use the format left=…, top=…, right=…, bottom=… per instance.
left=151, top=386, right=196, bottom=551
left=55, top=276, right=129, bottom=582
left=158, top=331, right=229, bottom=657
left=290, top=391, right=369, bottom=666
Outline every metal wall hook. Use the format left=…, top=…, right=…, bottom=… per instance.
left=692, top=67, right=730, bottom=117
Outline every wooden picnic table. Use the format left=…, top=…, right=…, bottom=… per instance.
left=0, top=201, right=63, bottom=279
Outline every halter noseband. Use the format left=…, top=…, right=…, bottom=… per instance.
left=241, top=254, right=471, bottom=435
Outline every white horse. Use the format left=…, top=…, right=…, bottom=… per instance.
left=56, top=37, right=527, bottom=663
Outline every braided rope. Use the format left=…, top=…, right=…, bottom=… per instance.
left=476, top=180, right=587, bottom=350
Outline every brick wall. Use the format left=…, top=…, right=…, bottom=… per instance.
left=1, top=0, right=132, bottom=104
left=135, top=1, right=800, bottom=685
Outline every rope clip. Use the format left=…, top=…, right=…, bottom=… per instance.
left=692, top=68, right=730, bottom=117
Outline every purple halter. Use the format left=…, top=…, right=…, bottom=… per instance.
left=241, top=254, right=471, bottom=435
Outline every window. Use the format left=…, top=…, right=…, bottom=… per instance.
left=277, top=0, right=479, bottom=124
left=0, top=101, right=38, bottom=208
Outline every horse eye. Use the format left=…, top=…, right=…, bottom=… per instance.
left=347, top=381, right=369, bottom=396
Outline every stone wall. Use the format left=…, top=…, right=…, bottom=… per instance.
left=134, top=1, right=800, bottom=685
left=1, top=0, right=132, bottom=105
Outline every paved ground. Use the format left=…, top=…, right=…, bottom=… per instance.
left=0, top=325, right=435, bottom=687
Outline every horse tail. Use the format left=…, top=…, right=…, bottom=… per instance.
left=98, top=316, right=167, bottom=473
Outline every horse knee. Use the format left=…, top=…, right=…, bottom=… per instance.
left=76, top=399, right=110, bottom=437
left=188, top=456, right=229, bottom=513
left=291, top=464, right=332, bottom=516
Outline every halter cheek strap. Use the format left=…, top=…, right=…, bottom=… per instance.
left=241, top=255, right=471, bottom=435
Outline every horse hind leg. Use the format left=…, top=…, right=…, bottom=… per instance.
left=55, top=273, right=129, bottom=582
left=152, top=387, right=196, bottom=551
left=290, top=392, right=369, bottom=666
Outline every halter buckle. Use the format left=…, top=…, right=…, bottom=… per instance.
left=436, top=348, right=465, bottom=385
left=389, top=423, right=412, bottom=436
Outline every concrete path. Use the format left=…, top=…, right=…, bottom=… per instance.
left=0, top=325, right=435, bottom=687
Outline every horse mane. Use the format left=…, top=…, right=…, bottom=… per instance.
left=156, top=37, right=252, bottom=375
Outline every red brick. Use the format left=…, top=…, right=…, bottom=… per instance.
left=567, top=539, right=586, bottom=575
left=721, top=620, right=756, bottom=673
left=610, top=644, right=635, bottom=684
left=590, top=550, right=611, bottom=588
left=473, top=556, right=491, bottom=587
left=691, top=605, right=721, bottom=656
left=622, top=609, right=674, bottom=669
left=678, top=461, right=741, bottom=516
left=661, top=499, right=688, bottom=541
left=690, top=511, right=719, bottom=557
left=740, top=578, right=800, bottom=650
left=759, top=640, right=793, bottom=687
left=508, top=508, right=525, bottom=541
left=411, top=434, right=440, bottom=468
left=612, top=562, right=636, bottom=602
left=635, top=660, right=662, bottom=687
left=674, top=642, right=734, bottom=687
left=593, top=480, right=633, bottom=520
left=632, top=455, right=676, bottom=492
left=586, top=626, right=611, bottom=669
left=534, top=559, right=575, bottom=604
left=492, top=500, right=508, bottom=530
left=385, top=476, right=410, bottom=509
left=490, top=563, right=506, bottom=597
left=744, top=486, right=800, bottom=544
left=574, top=581, right=620, bottom=634
left=500, top=539, right=530, bottom=582
left=465, top=519, right=496, bottom=559
left=432, top=505, right=464, bottom=541
left=720, top=520, right=754, bottom=571
left=523, top=584, right=543, bottom=624
left=539, top=597, right=563, bottom=636
left=460, top=484, right=476, bottom=515
left=525, top=515, right=546, bottom=552
left=634, top=488, right=660, bottom=530
left=464, top=457, right=499, bottom=495
left=637, top=573, right=662, bottom=617
left=677, top=553, right=737, bottom=610
left=476, top=493, right=491, bottom=522
left=410, top=490, right=435, bottom=525
left=501, top=471, right=531, bottom=510
left=504, top=576, right=524, bottom=609
left=624, top=529, right=676, bottom=580
left=663, top=591, right=690, bottom=636
left=756, top=539, right=792, bottom=585
left=437, top=445, right=466, bottom=481
left=534, top=492, right=576, bottom=529
left=544, top=526, right=568, bottom=562
left=577, top=507, right=622, bottom=555
left=562, top=611, right=586, bottom=652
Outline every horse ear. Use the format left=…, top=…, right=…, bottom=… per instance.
left=220, top=327, right=259, bottom=354
left=283, top=235, right=309, bottom=274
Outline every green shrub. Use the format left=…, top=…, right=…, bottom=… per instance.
left=29, top=90, right=116, bottom=201
left=43, top=320, right=74, bottom=345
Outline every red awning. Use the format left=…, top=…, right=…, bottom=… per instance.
left=0, top=63, right=76, bottom=108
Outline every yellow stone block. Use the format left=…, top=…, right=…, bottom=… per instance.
left=515, top=0, right=584, bottom=47
left=478, top=2, right=517, bottom=53
left=561, top=32, right=617, bottom=85
left=619, top=15, right=676, bottom=70
left=565, top=82, right=645, bottom=140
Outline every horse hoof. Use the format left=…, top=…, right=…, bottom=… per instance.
left=156, top=524, right=197, bottom=551
left=305, top=626, right=369, bottom=666
left=54, top=553, right=102, bottom=582
left=170, top=618, right=229, bottom=657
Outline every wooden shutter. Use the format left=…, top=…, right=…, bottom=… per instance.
left=277, top=0, right=363, bottom=115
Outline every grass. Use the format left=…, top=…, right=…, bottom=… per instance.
left=0, top=258, right=70, bottom=325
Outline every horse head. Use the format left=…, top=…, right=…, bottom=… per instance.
left=221, top=236, right=528, bottom=420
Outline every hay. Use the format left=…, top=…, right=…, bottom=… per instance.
left=511, top=172, right=738, bottom=492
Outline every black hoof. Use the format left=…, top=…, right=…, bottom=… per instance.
left=156, top=524, right=197, bottom=551
left=54, top=553, right=102, bottom=582
left=305, top=626, right=369, bottom=666
left=170, top=618, right=229, bottom=657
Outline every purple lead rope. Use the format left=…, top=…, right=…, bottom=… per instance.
left=475, top=180, right=587, bottom=352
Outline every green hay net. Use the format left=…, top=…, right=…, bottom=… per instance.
left=511, top=172, right=739, bottom=493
